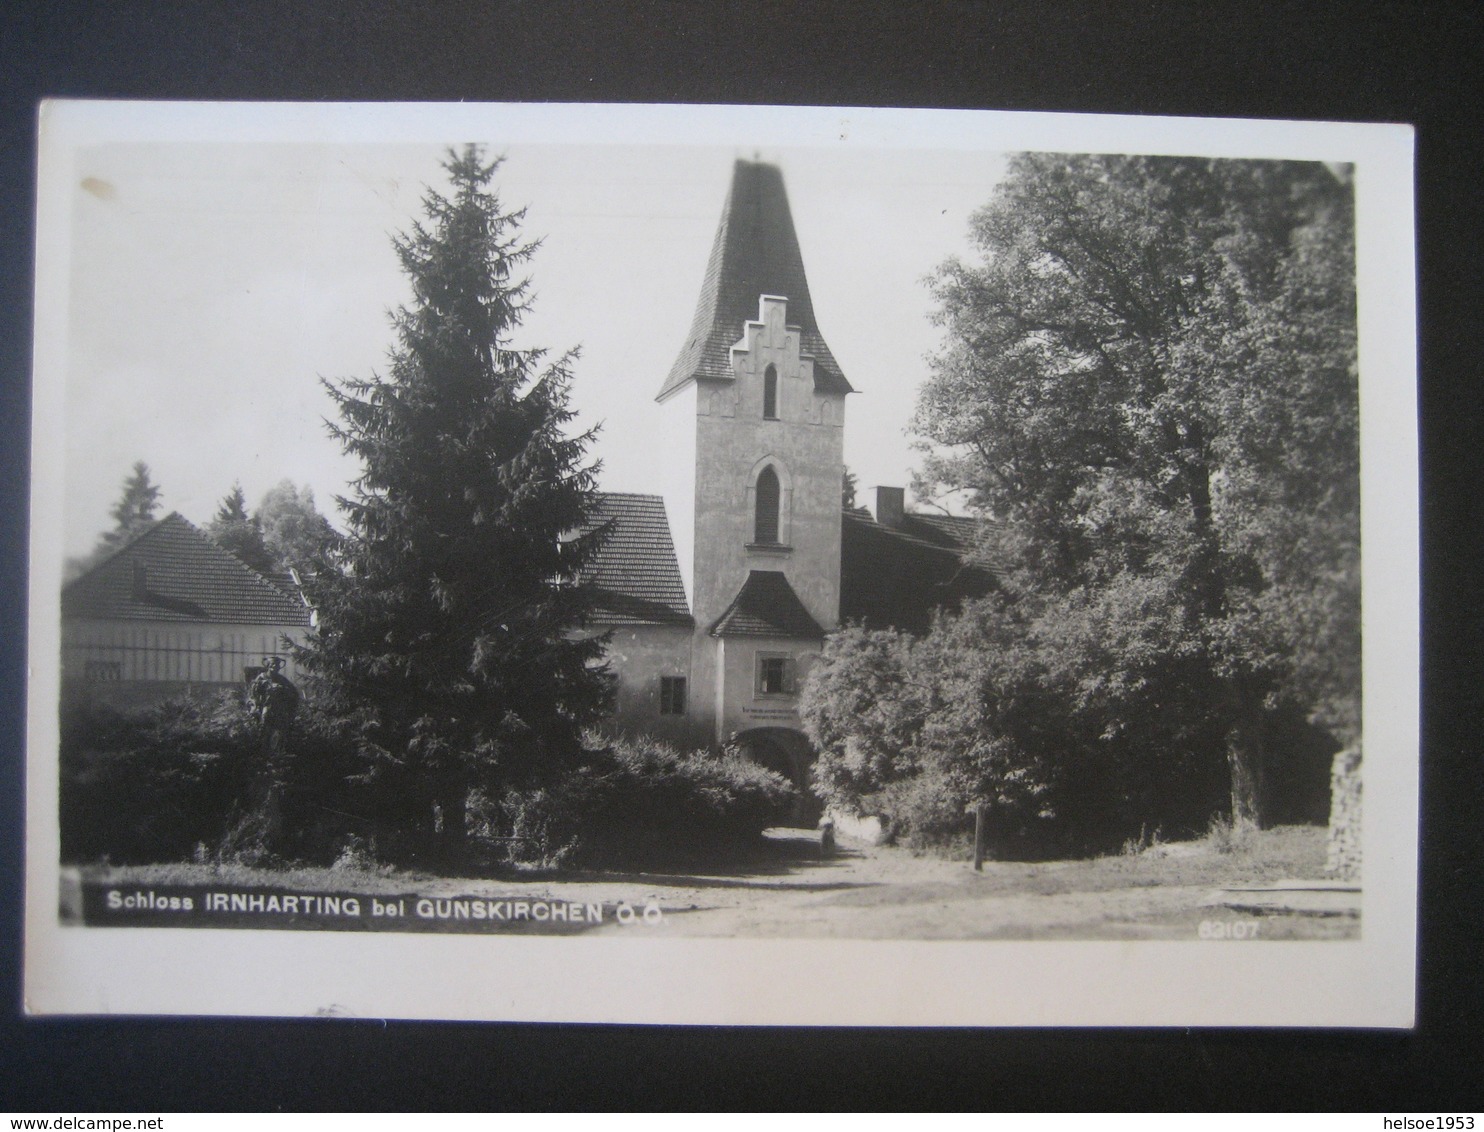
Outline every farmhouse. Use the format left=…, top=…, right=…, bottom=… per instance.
left=580, top=160, right=992, bottom=793
left=61, top=511, right=313, bottom=708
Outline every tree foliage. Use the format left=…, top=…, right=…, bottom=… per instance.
left=207, top=482, right=278, bottom=576
left=911, top=153, right=1358, bottom=829
left=297, top=146, right=610, bottom=859
left=100, top=461, right=163, bottom=553
left=255, top=480, right=338, bottom=571
left=841, top=467, right=859, bottom=510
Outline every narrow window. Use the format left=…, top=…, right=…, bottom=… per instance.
left=659, top=676, right=687, bottom=716
left=754, top=466, right=780, bottom=544
left=762, top=364, right=779, bottom=419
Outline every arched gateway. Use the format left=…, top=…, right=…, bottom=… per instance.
left=732, top=726, right=823, bottom=828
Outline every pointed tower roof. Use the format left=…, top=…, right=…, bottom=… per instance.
left=657, top=160, right=853, bottom=402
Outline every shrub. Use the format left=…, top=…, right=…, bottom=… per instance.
left=485, top=734, right=796, bottom=869
left=59, top=688, right=368, bottom=866
left=801, top=595, right=1253, bottom=858
left=60, top=692, right=260, bottom=863
left=1205, top=812, right=1254, bottom=856
left=802, top=611, right=1057, bottom=856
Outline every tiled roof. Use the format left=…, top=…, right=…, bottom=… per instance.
left=62, top=512, right=312, bottom=626
left=658, top=160, right=853, bottom=402
left=709, top=570, right=825, bottom=640
left=839, top=509, right=998, bottom=634
left=577, top=493, right=693, bottom=627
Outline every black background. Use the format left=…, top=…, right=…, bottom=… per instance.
left=2, top=0, right=1480, bottom=1112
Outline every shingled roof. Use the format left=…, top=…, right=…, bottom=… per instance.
left=657, top=160, right=853, bottom=402
left=63, top=512, right=311, bottom=626
left=577, top=493, right=693, bottom=627
left=709, top=570, right=825, bottom=640
left=839, top=509, right=998, bottom=635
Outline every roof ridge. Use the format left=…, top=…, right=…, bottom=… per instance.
left=63, top=510, right=182, bottom=592
left=594, top=490, right=664, bottom=502
left=63, top=511, right=312, bottom=626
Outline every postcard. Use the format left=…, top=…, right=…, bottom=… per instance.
left=25, top=102, right=1417, bottom=1025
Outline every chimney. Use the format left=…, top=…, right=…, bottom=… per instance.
left=875, top=486, right=905, bottom=530
left=131, top=560, right=149, bottom=599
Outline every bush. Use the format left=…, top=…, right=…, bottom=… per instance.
left=873, top=770, right=973, bottom=855
left=801, top=615, right=1058, bottom=856
left=801, top=601, right=1241, bottom=859
left=60, top=692, right=260, bottom=863
left=484, top=734, right=796, bottom=869
left=60, top=689, right=368, bottom=866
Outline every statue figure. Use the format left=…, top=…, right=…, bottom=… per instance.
left=249, top=655, right=299, bottom=753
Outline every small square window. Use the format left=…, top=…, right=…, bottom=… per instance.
left=660, top=675, right=687, bottom=715
left=756, top=654, right=793, bottom=696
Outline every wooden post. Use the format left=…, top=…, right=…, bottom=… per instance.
left=973, top=802, right=988, bottom=872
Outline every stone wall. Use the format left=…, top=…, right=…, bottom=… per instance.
left=1325, top=746, right=1362, bottom=881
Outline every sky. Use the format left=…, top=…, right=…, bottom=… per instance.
left=60, top=139, right=1009, bottom=586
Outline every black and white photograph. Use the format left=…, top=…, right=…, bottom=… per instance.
left=24, top=102, right=1417, bottom=1026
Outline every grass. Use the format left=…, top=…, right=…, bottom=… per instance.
left=69, top=823, right=1353, bottom=940
left=79, top=821, right=1334, bottom=895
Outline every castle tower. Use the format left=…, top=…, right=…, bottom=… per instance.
left=657, top=160, right=852, bottom=757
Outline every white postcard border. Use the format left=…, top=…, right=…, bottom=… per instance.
left=25, top=101, right=1417, bottom=1026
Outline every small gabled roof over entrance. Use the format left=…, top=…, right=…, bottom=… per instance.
left=63, top=512, right=311, bottom=626
left=709, top=570, right=825, bottom=640
left=658, top=159, right=853, bottom=403
left=577, top=493, right=693, bottom=628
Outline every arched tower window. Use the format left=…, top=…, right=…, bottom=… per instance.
left=762, top=364, right=779, bottom=420
left=755, top=466, right=780, bottom=544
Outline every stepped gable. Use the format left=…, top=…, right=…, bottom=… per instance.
left=658, top=159, right=853, bottom=402
left=839, top=508, right=999, bottom=635
left=708, top=570, right=825, bottom=640
left=577, top=493, right=693, bottom=627
left=63, top=512, right=311, bottom=626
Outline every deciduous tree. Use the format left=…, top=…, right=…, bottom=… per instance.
left=914, top=154, right=1358, bottom=829
left=255, top=480, right=337, bottom=572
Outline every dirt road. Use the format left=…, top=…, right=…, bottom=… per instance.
left=550, top=827, right=1358, bottom=941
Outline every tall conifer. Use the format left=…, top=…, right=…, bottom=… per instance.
left=207, top=482, right=277, bottom=576
left=300, top=146, right=610, bottom=858
left=98, top=461, right=162, bottom=552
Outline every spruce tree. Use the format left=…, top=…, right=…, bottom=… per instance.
left=300, top=146, right=610, bottom=860
left=97, top=461, right=163, bottom=553
left=207, top=482, right=277, bottom=576
left=216, top=482, right=251, bottom=525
